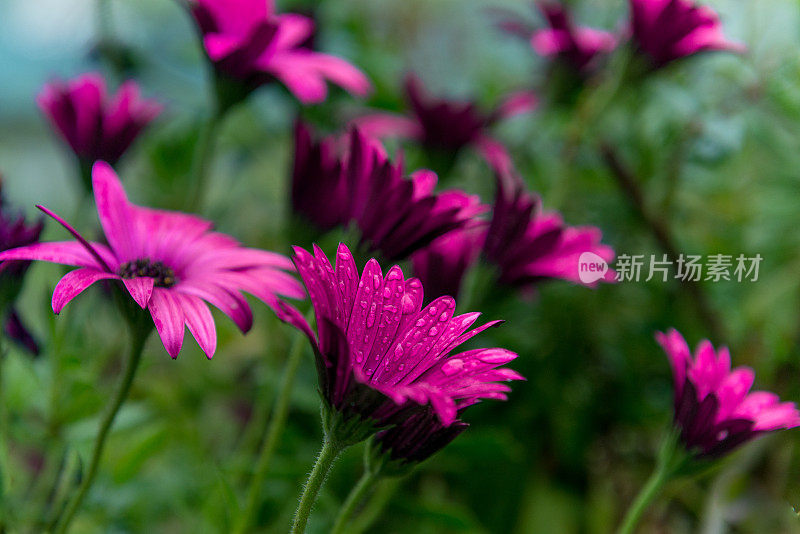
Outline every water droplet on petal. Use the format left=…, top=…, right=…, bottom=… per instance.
left=441, top=359, right=463, bottom=376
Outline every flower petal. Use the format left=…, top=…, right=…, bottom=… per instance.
left=177, top=293, right=217, bottom=359
left=52, top=268, right=119, bottom=314
left=92, top=161, right=137, bottom=260
left=148, top=288, right=185, bottom=358
left=123, top=277, right=155, bottom=309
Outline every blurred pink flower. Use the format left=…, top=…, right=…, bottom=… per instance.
left=190, top=0, right=371, bottom=104
left=355, top=75, right=536, bottom=172
left=37, top=73, right=161, bottom=166
left=629, top=0, right=745, bottom=68
left=484, top=170, right=616, bottom=288
left=657, top=329, right=800, bottom=458
left=531, top=2, right=617, bottom=73
left=276, top=244, right=523, bottom=433
left=291, top=123, right=487, bottom=261
left=0, top=162, right=304, bottom=359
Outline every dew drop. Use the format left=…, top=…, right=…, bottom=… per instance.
left=441, top=359, right=463, bottom=376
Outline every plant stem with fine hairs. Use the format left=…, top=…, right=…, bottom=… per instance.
left=600, top=143, right=726, bottom=343
left=52, top=318, right=151, bottom=534
left=291, top=437, right=343, bottom=534
left=233, top=332, right=306, bottom=534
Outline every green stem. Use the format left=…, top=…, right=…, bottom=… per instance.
left=52, top=322, right=150, bottom=534
left=349, top=477, right=401, bottom=534
left=330, top=469, right=379, bottom=534
left=187, top=110, right=223, bottom=213
left=290, top=437, right=343, bottom=534
left=233, top=332, right=306, bottom=534
left=616, top=462, right=670, bottom=534
left=0, top=323, right=10, bottom=530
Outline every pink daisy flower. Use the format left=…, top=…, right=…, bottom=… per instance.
left=37, top=73, right=161, bottom=168
left=657, top=329, right=800, bottom=458
left=291, top=123, right=487, bottom=261
left=276, top=243, right=523, bottom=439
left=531, top=1, right=617, bottom=74
left=629, top=0, right=745, bottom=69
left=0, top=162, right=304, bottom=359
left=190, top=0, right=371, bottom=104
left=354, top=75, right=536, bottom=174
left=411, top=226, right=484, bottom=302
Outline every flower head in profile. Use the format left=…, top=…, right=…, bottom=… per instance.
left=355, top=75, right=536, bottom=173
left=629, top=0, right=745, bottom=69
left=37, top=73, right=161, bottom=167
left=0, top=181, right=44, bottom=355
left=277, top=244, right=522, bottom=444
left=531, top=1, right=617, bottom=74
left=291, top=123, right=487, bottom=261
left=0, top=162, right=304, bottom=359
left=657, top=329, right=800, bottom=458
left=484, top=170, right=615, bottom=289
left=190, top=0, right=371, bottom=104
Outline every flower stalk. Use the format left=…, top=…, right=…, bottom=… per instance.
left=290, top=435, right=344, bottom=534
left=53, top=311, right=152, bottom=534
left=233, top=331, right=307, bottom=534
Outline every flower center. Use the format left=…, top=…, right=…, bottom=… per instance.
left=118, top=259, right=176, bottom=288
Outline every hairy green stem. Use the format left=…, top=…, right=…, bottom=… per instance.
left=52, top=322, right=150, bottom=534
left=330, top=469, right=379, bottom=534
left=290, top=437, right=343, bottom=534
left=233, top=333, right=306, bottom=534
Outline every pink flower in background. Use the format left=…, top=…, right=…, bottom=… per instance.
left=190, top=0, right=371, bottom=104
left=0, top=162, right=304, bottom=359
left=411, top=227, right=485, bottom=302
left=656, top=329, right=800, bottom=458
left=290, top=123, right=487, bottom=261
left=0, top=184, right=44, bottom=356
left=277, top=244, right=523, bottom=433
left=531, top=2, right=617, bottom=73
left=355, top=75, right=536, bottom=172
left=484, top=170, right=615, bottom=289
left=629, top=0, right=745, bottom=68
left=37, top=73, right=161, bottom=166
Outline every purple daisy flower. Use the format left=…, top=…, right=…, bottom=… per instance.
left=531, top=1, right=617, bottom=74
left=0, top=181, right=44, bottom=355
left=37, top=73, right=161, bottom=168
left=290, top=123, right=487, bottom=261
left=190, top=0, right=371, bottom=104
left=629, top=0, right=745, bottom=69
left=411, top=227, right=484, bottom=302
left=657, top=329, right=800, bottom=458
left=355, top=75, right=537, bottom=173
left=484, top=170, right=615, bottom=288
left=0, top=162, right=304, bottom=359
left=276, top=243, right=523, bottom=439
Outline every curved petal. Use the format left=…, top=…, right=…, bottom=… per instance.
left=177, top=293, right=217, bottom=359
left=148, top=288, right=185, bottom=358
left=52, top=268, right=119, bottom=314
left=92, top=161, right=137, bottom=260
left=123, top=277, right=155, bottom=309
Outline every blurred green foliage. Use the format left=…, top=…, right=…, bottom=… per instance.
left=2, top=0, right=800, bottom=532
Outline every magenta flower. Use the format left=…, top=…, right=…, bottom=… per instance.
left=0, top=162, right=304, bottom=359
left=276, top=244, right=522, bottom=439
left=629, top=0, right=745, bottom=69
left=190, top=0, right=371, bottom=104
left=291, top=122, right=487, bottom=261
left=484, top=171, right=615, bottom=288
left=37, top=73, right=161, bottom=168
left=657, top=329, right=800, bottom=458
left=371, top=409, right=468, bottom=468
left=531, top=2, right=617, bottom=74
left=411, top=227, right=484, bottom=302
left=0, top=184, right=44, bottom=356
left=355, top=75, right=536, bottom=173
